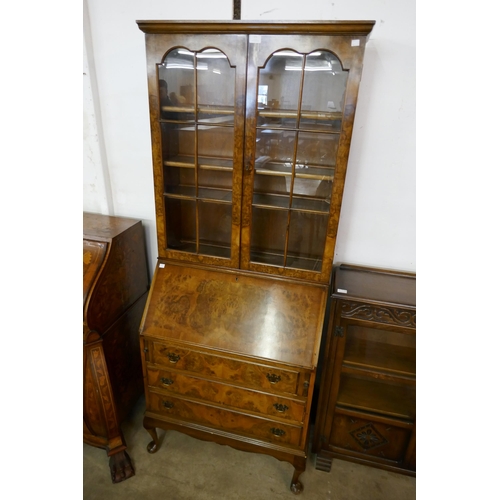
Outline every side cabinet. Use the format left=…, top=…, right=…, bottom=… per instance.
left=313, top=264, right=416, bottom=476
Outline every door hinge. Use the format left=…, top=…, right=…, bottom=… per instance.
left=334, top=326, right=344, bottom=337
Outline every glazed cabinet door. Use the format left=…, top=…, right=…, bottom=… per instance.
left=241, top=35, right=368, bottom=283
left=144, top=34, right=247, bottom=267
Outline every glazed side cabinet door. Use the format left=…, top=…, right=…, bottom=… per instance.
left=143, top=33, right=248, bottom=268
left=240, top=34, right=369, bottom=284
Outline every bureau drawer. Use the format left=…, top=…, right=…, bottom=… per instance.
left=330, top=412, right=413, bottom=465
left=147, top=367, right=306, bottom=423
left=147, top=390, right=303, bottom=447
left=145, top=339, right=306, bottom=396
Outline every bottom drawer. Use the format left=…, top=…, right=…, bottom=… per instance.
left=330, top=412, right=413, bottom=465
left=147, top=390, right=303, bottom=447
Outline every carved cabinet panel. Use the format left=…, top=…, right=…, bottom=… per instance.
left=313, top=264, right=416, bottom=476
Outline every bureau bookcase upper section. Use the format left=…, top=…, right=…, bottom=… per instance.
left=137, top=21, right=375, bottom=284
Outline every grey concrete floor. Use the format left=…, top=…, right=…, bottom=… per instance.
left=84, top=396, right=416, bottom=500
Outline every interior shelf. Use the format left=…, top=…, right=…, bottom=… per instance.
left=165, top=155, right=233, bottom=170
left=252, top=193, right=330, bottom=213
left=337, top=374, right=415, bottom=420
left=343, top=338, right=416, bottom=377
left=165, top=186, right=233, bottom=203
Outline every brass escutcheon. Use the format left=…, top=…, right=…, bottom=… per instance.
left=271, top=428, right=286, bottom=437
left=273, top=403, right=289, bottom=413
left=167, top=352, right=180, bottom=363
left=266, top=373, right=281, bottom=384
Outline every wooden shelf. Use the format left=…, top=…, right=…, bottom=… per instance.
left=165, top=186, right=233, bottom=203
left=165, top=155, right=233, bottom=171
left=252, top=193, right=330, bottom=213
left=258, top=110, right=342, bottom=121
left=343, top=338, right=416, bottom=377
left=337, top=374, right=415, bottom=420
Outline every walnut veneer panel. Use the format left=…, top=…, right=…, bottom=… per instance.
left=141, top=262, right=327, bottom=368
left=146, top=340, right=306, bottom=396
left=147, top=367, right=306, bottom=423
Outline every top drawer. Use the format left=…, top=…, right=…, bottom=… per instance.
left=144, top=339, right=309, bottom=397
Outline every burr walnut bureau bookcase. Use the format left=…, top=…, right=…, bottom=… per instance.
left=313, top=264, right=416, bottom=476
left=136, top=20, right=375, bottom=493
left=83, top=213, right=149, bottom=482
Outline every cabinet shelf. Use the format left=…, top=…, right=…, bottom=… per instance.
left=258, top=110, right=342, bottom=121
left=337, top=374, right=415, bottom=421
left=343, top=339, right=416, bottom=377
left=252, top=193, right=330, bottom=213
left=165, top=186, right=233, bottom=203
left=165, top=155, right=233, bottom=171
left=161, top=105, right=235, bottom=115
left=168, top=241, right=231, bottom=259
left=250, top=251, right=322, bottom=272
left=255, top=161, right=334, bottom=181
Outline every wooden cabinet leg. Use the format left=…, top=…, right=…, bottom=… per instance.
left=109, top=450, right=135, bottom=483
left=290, top=456, right=306, bottom=494
left=144, top=420, right=160, bottom=453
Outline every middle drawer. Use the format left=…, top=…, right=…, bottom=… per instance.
left=147, top=367, right=306, bottom=423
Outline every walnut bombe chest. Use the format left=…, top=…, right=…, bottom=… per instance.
left=136, top=20, right=375, bottom=493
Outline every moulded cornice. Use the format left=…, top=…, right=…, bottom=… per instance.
left=136, top=20, right=376, bottom=36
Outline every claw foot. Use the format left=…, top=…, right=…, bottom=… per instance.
left=109, top=450, right=135, bottom=483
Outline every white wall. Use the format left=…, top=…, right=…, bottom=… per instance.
left=83, top=0, right=416, bottom=276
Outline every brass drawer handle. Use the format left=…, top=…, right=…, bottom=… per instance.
left=266, top=373, right=281, bottom=384
left=271, top=428, right=286, bottom=437
left=167, top=352, right=180, bottom=364
left=162, top=401, right=174, bottom=409
left=160, top=377, right=174, bottom=386
left=273, top=403, right=289, bottom=413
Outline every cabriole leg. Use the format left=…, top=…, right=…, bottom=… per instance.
left=144, top=423, right=160, bottom=453
left=290, top=456, right=306, bottom=494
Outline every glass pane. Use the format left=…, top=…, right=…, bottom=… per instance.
left=252, top=169, right=290, bottom=209
left=296, top=131, right=338, bottom=169
left=286, top=211, right=328, bottom=270
left=300, top=51, right=347, bottom=131
left=197, top=49, right=235, bottom=125
left=250, top=207, right=287, bottom=266
left=198, top=200, right=232, bottom=258
left=161, top=122, right=194, bottom=166
left=257, top=50, right=303, bottom=128
left=198, top=169, right=232, bottom=202
left=255, top=129, right=296, bottom=170
left=159, top=48, right=196, bottom=122
left=165, top=198, right=196, bottom=251
left=164, top=166, right=195, bottom=198
left=198, top=125, right=234, bottom=161
left=291, top=178, right=331, bottom=212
